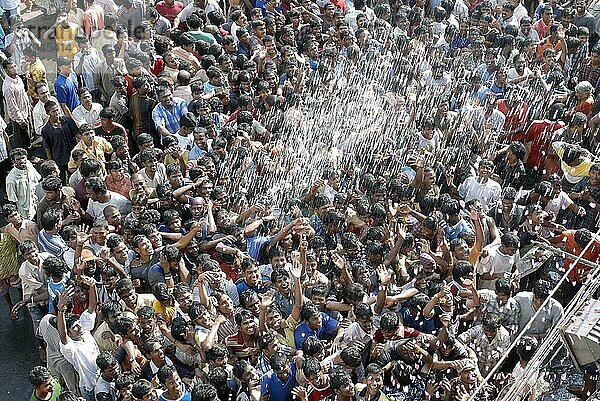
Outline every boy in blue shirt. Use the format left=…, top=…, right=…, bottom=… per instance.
left=294, top=302, right=341, bottom=349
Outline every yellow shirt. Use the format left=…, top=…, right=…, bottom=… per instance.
left=153, top=300, right=176, bottom=325
left=272, top=315, right=297, bottom=349
left=55, top=23, right=80, bottom=59
left=553, top=141, right=593, bottom=184
left=68, top=137, right=113, bottom=172
left=164, top=150, right=189, bottom=167
left=26, top=59, right=47, bottom=98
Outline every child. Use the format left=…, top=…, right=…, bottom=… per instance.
left=42, top=256, right=70, bottom=315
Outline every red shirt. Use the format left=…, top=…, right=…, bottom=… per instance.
left=524, top=119, right=564, bottom=171
left=497, top=99, right=530, bottom=141
left=308, top=384, right=333, bottom=401
left=555, top=230, right=600, bottom=282
left=155, top=1, right=184, bottom=24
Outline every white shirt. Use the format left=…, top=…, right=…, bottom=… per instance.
left=86, top=190, right=132, bottom=220
left=33, top=96, right=61, bottom=137
left=0, top=116, right=8, bottom=161
left=458, top=176, right=502, bottom=210
left=59, top=310, right=100, bottom=391
left=73, top=48, right=101, bottom=91
left=477, top=243, right=520, bottom=290
left=72, top=102, right=103, bottom=127
left=5, top=30, right=33, bottom=75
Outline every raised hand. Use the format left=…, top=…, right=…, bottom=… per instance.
left=290, top=258, right=302, bottom=279
left=57, top=286, right=75, bottom=311
left=330, top=252, right=346, bottom=270
left=260, top=290, right=275, bottom=308
left=377, top=265, right=393, bottom=286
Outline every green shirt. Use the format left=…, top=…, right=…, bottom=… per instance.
left=30, top=379, right=62, bottom=401
left=188, top=30, right=216, bottom=45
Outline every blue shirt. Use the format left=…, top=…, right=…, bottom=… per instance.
left=55, top=72, right=80, bottom=111
left=38, top=230, right=69, bottom=257
left=152, top=97, right=188, bottom=136
left=48, top=274, right=69, bottom=314
left=189, top=145, right=207, bottom=160
left=261, top=363, right=297, bottom=401
left=294, top=312, right=340, bottom=349
left=236, top=279, right=270, bottom=296
left=158, top=388, right=191, bottom=401
left=444, top=219, right=473, bottom=241
left=246, top=235, right=272, bottom=260
left=401, top=306, right=436, bottom=334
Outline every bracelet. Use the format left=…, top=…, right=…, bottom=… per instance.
left=379, top=285, right=388, bottom=291
left=164, top=274, right=172, bottom=279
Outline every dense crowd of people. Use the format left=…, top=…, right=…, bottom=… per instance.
left=0, top=0, right=600, bottom=400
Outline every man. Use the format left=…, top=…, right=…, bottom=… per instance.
left=33, top=83, right=62, bottom=142
left=90, top=13, right=118, bottom=61
left=68, top=124, right=113, bottom=173
left=16, top=241, right=50, bottom=357
left=458, top=159, right=502, bottom=211
left=155, top=0, right=184, bottom=25
left=6, top=148, right=41, bottom=220
left=514, top=279, right=564, bottom=340
left=96, top=107, right=127, bottom=144
left=518, top=16, right=540, bottom=42
left=157, top=365, right=192, bottom=401
left=130, top=75, right=157, bottom=143
left=55, top=56, right=81, bottom=117
left=261, top=353, right=299, bottom=401
left=95, top=352, right=120, bottom=401
left=550, top=228, right=600, bottom=300
left=95, top=44, right=127, bottom=105
left=2, top=58, right=32, bottom=149
left=173, top=0, right=204, bottom=27
left=552, top=141, right=594, bottom=190
left=5, top=15, right=41, bottom=76
left=574, top=44, right=600, bottom=89
left=43, top=12, right=81, bottom=60
left=41, top=101, right=78, bottom=178
left=38, top=209, right=70, bottom=257
left=36, top=176, right=77, bottom=227
left=108, top=76, right=129, bottom=125
left=85, top=177, right=132, bottom=221
left=294, top=302, right=341, bottom=349
left=186, top=12, right=216, bottom=45
left=74, top=34, right=101, bottom=97
left=23, top=46, right=47, bottom=100
left=477, top=233, right=519, bottom=290
left=573, top=0, right=595, bottom=37
left=138, top=148, right=168, bottom=189
left=173, top=70, right=193, bottom=104
left=523, top=102, right=565, bottom=180
left=56, top=279, right=100, bottom=401
left=1, top=204, right=39, bottom=245
left=72, top=87, right=103, bottom=127
left=152, top=86, right=188, bottom=140
left=28, top=365, right=62, bottom=401
left=172, top=33, right=201, bottom=73
left=533, top=5, right=554, bottom=38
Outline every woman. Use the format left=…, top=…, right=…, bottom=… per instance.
left=571, top=80, right=595, bottom=116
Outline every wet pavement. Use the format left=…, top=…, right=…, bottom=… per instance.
left=0, top=288, right=41, bottom=399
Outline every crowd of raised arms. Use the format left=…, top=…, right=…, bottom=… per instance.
left=1, top=0, right=600, bottom=399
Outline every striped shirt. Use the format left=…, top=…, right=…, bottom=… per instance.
left=152, top=97, right=188, bottom=135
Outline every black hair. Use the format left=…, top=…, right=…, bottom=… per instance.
left=96, top=352, right=118, bottom=371
left=28, top=366, right=52, bottom=387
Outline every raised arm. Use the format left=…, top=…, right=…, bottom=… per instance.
left=289, top=253, right=304, bottom=322
left=56, top=286, right=75, bottom=345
